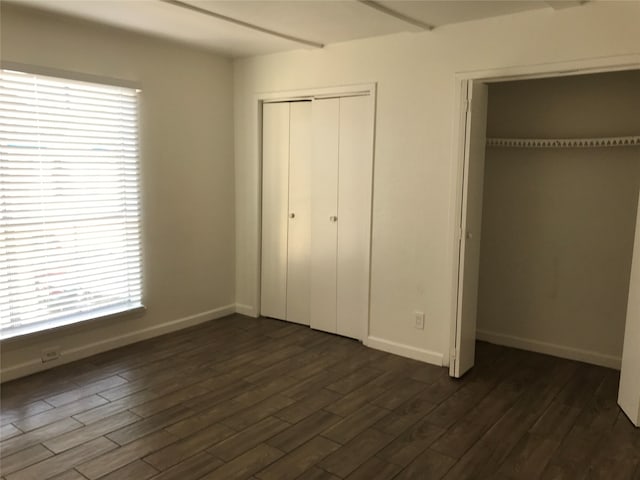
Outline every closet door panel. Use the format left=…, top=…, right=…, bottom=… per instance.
left=618, top=191, right=640, bottom=427
left=336, top=96, right=374, bottom=340
left=452, top=81, right=488, bottom=377
left=261, top=103, right=290, bottom=320
left=310, top=99, right=339, bottom=334
left=286, top=101, right=312, bottom=325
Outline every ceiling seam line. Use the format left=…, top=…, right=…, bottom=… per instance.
left=357, top=0, right=435, bottom=31
left=159, top=0, right=324, bottom=49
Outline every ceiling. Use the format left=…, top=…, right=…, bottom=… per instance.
left=12, top=0, right=588, bottom=58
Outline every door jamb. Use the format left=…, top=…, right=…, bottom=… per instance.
left=448, top=55, right=640, bottom=375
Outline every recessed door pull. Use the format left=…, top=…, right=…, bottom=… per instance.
left=329, top=215, right=338, bottom=222
left=289, top=213, right=295, bottom=218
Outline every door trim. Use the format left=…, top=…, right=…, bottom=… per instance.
left=448, top=54, right=640, bottom=373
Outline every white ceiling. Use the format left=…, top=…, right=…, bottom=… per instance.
left=12, top=0, right=588, bottom=58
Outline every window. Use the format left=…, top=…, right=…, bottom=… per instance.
left=0, top=68, right=143, bottom=339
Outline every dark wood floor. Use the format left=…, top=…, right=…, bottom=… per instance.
left=1, top=315, right=639, bottom=480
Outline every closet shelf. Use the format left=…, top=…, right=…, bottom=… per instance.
left=486, top=135, right=640, bottom=149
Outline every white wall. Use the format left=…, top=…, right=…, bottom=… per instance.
left=478, top=72, right=640, bottom=368
left=233, top=2, right=640, bottom=365
left=1, top=5, right=236, bottom=380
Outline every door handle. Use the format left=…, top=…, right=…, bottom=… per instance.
left=466, top=231, right=473, bottom=239
left=329, top=215, right=338, bottom=223
left=289, top=213, right=295, bottom=219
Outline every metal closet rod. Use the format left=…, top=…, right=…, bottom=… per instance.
left=486, top=136, right=640, bottom=149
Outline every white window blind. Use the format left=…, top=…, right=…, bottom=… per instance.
left=0, top=69, right=143, bottom=339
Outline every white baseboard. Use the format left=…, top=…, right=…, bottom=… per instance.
left=235, top=303, right=258, bottom=318
left=1, top=304, right=236, bottom=382
left=364, top=336, right=444, bottom=367
left=476, top=329, right=622, bottom=370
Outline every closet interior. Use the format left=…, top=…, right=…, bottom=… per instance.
left=260, top=94, right=374, bottom=341
left=476, top=70, right=640, bottom=368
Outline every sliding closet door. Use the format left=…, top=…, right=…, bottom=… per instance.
left=261, top=103, right=289, bottom=320
left=286, top=102, right=312, bottom=325
left=336, top=96, right=374, bottom=339
left=310, top=99, right=339, bottom=334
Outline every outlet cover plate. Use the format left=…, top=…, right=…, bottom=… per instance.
left=41, top=347, right=61, bottom=363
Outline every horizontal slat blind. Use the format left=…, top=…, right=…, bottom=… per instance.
left=0, top=69, right=143, bottom=339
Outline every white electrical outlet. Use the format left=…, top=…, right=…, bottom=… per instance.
left=414, top=311, right=425, bottom=330
left=41, top=347, right=61, bottom=363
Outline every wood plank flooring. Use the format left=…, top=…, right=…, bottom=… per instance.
left=1, top=314, right=639, bottom=479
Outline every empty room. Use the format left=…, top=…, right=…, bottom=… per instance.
left=1, top=1, right=639, bottom=479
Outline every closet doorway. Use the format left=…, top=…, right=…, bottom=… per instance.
left=259, top=85, right=376, bottom=342
left=451, top=68, right=640, bottom=427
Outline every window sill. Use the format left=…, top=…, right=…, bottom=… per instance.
left=0, top=304, right=146, bottom=342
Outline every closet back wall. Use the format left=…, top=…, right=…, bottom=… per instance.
left=478, top=71, right=640, bottom=365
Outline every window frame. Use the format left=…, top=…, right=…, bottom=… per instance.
left=0, top=63, right=145, bottom=340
